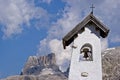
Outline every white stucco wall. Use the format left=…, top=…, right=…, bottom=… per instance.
left=68, top=25, right=102, bottom=80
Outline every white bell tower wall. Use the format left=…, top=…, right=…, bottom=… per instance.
left=68, top=24, right=102, bottom=80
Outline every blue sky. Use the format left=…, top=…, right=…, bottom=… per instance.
left=0, top=0, right=120, bottom=79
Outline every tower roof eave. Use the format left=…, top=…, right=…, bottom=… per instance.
left=62, top=13, right=110, bottom=49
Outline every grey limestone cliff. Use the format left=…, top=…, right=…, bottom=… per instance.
left=22, top=53, right=60, bottom=75
left=102, top=47, right=120, bottom=80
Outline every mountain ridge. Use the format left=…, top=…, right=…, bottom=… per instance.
left=2, top=47, right=120, bottom=80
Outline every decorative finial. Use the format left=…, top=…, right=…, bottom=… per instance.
left=90, top=4, right=95, bottom=14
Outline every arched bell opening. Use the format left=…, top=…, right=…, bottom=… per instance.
left=79, top=43, right=93, bottom=61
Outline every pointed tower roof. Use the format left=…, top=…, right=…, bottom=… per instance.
left=63, top=13, right=110, bottom=49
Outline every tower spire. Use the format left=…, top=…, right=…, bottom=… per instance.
left=90, top=4, right=95, bottom=14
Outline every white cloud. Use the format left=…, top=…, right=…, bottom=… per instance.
left=37, top=39, right=50, bottom=56
left=49, top=39, right=62, bottom=54
left=49, top=39, right=72, bottom=71
left=32, top=7, right=50, bottom=30
left=101, top=38, right=108, bottom=52
left=40, top=0, right=52, bottom=4
left=0, top=0, right=32, bottom=38
left=0, top=0, right=49, bottom=39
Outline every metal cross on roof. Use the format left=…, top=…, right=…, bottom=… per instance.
left=90, top=4, right=95, bottom=14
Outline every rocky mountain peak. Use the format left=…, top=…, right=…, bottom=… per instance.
left=38, top=53, right=56, bottom=66
left=22, top=53, right=59, bottom=75
left=102, top=47, right=120, bottom=80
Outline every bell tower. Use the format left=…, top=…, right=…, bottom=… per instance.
left=62, top=12, right=109, bottom=80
